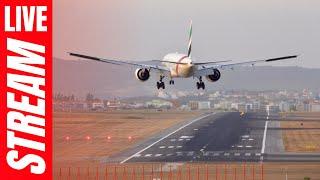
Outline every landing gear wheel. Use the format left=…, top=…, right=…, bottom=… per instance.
left=196, top=77, right=205, bottom=90
left=157, top=80, right=166, bottom=89
left=169, top=80, right=175, bottom=85
left=201, top=82, right=205, bottom=89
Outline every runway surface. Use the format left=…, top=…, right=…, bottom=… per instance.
left=120, top=112, right=267, bottom=163
left=105, top=112, right=320, bottom=163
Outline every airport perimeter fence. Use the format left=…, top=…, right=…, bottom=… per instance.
left=55, top=163, right=266, bottom=180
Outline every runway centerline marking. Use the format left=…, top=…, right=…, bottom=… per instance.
left=120, top=113, right=214, bottom=163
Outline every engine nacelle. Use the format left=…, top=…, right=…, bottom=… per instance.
left=135, top=68, right=150, bottom=81
left=206, top=69, right=221, bottom=82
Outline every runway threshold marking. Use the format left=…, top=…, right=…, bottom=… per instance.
left=120, top=113, right=215, bottom=163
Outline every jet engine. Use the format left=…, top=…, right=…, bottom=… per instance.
left=206, top=69, right=221, bottom=82
left=135, top=68, right=150, bottom=81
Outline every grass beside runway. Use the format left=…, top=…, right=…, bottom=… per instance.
left=281, top=112, right=320, bottom=152
left=53, top=110, right=202, bottom=169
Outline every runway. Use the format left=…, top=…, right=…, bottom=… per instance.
left=109, top=112, right=320, bottom=164
left=120, top=112, right=266, bottom=163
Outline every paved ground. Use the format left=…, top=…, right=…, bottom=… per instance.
left=104, top=112, right=320, bottom=164
left=120, top=112, right=266, bottom=163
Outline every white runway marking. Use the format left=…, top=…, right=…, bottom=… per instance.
left=234, top=153, right=240, bottom=156
left=245, top=153, right=251, bottom=156
left=168, top=146, right=174, bottom=149
left=155, top=154, right=162, bottom=157
left=237, top=145, right=243, bottom=148
left=159, top=146, right=166, bottom=149
left=187, top=151, right=194, bottom=156
left=176, top=146, right=183, bottom=148
left=134, top=154, right=141, bottom=157
left=246, top=145, right=253, bottom=148
left=180, top=136, right=194, bottom=139
left=120, top=113, right=214, bottom=163
left=261, top=121, right=269, bottom=154
left=170, top=139, right=176, bottom=142
left=177, top=152, right=183, bottom=156
left=224, top=153, right=230, bottom=156
left=193, top=128, right=198, bottom=131
left=145, top=154, right=152, bottom=157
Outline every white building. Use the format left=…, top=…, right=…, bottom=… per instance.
left=198, top=101, right=211, bottom=110
left=92, top=102, right=105, bottom=109
left=279, top=101, right=290, bottom=112
left=146, top=100, right=173, bottom=109
left=311, top=104, right=320, bottom=112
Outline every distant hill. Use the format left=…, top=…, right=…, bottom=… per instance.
left=54, top=57, right=320, bottom=98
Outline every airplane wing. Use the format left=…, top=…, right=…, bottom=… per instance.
left=194, top=55, right=298, bottom=77
left=68, top=52, right=171, bottom=75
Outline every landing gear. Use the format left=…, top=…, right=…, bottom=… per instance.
left=169, top=80, right=175, bottom=85
left=157, top=75, right=165, bottom=89
left=196, top=77, right=205, bottom=90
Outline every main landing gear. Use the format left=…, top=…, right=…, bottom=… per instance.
left=196, top=76, right=205, bottom=90
left=157, top=75, right=165, bottom=89
left=169, top=79, right=175, bottom=85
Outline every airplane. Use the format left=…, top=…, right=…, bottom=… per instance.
left=68, top=21, right=298, bottom=90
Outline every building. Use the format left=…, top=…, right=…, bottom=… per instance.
left=311, top=103, right=320, bottom=112
left=106, top=100, right=121, bottom=110
left=238, top=104, right=246, bottom=112
left=246, top=103, right=253, bottom=112
left=146, top=100, right=173, bottom=109
left=92, top=101, right=105, bottom=110
left=266, top=105, right=280, bottom=114
left=53, top=101, right=88, bottom=112
left=252, top=101, right=261, bottom=112
left=279, top=101, right=290, bottom=112
left=198, top=101, right=211, bottom=110
left=188, top=101, right=199, bottom=110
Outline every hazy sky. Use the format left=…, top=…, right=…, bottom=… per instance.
left=54, top=0, right=320, bottom=68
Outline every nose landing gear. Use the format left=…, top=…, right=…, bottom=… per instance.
left=196, top=77, right=205, bottom=89
left=157, top=75, right=165, bottom=89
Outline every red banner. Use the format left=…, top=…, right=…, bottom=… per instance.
left=0, top=0, right=52, bottom=179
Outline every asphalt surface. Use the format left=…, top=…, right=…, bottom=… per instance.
left=122, top=112, right=266, bottom=163
left=105, top=112, right=320, bottom=163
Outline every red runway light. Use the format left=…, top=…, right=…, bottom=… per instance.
left=65, top=136, right=70, bottom=141
left=128, top=136, right=132, bottom=140
left=107, top=136, right=111, bottom=140
left=86, top=136, right=91, bottom=140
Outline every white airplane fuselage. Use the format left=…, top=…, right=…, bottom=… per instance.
left=162, top=53, right=195, bottom=78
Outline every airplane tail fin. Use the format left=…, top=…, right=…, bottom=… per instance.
left=187, top=20, right=192, bottom=57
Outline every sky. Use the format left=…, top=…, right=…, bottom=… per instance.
left=54, top=0, right=320, bottom=68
